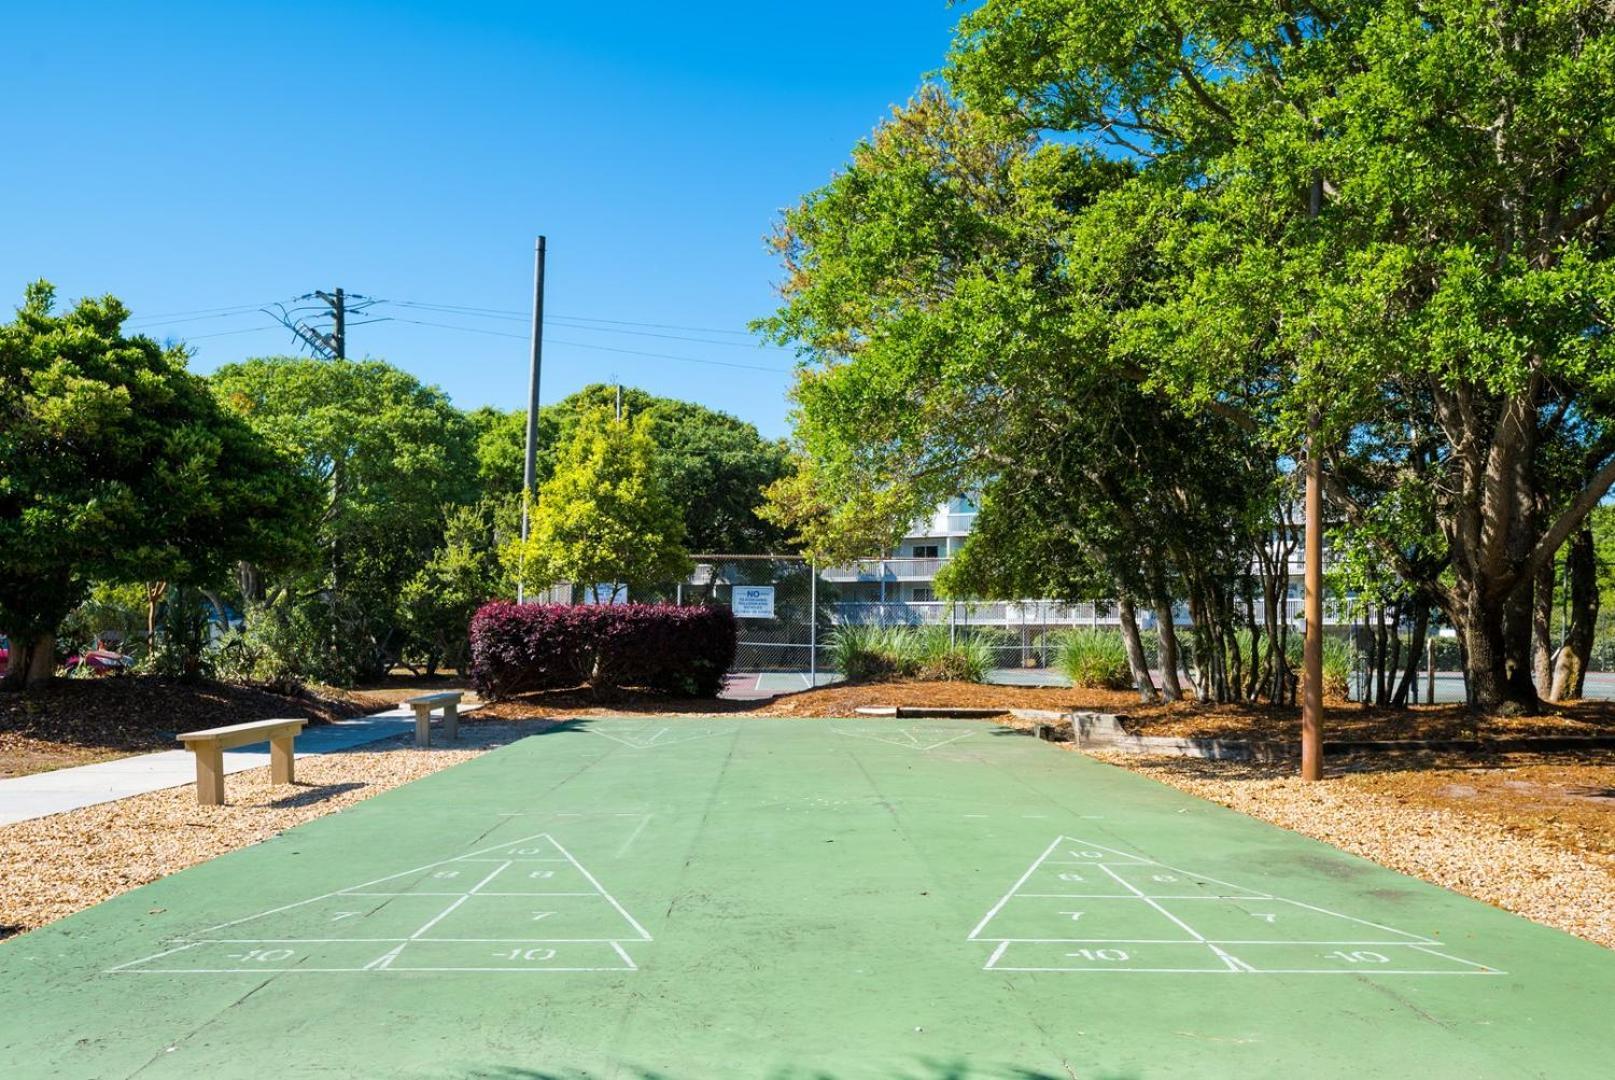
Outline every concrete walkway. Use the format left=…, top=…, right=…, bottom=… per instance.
left=0, top=705, right=479, bottom=827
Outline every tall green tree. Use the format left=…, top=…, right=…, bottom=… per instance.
left=473, top=385, right=790, bottom=553
left=0, top=283, right=315, bottom=688
left=758, top=88, right=1281, bottom=704
left=946, top=0, right=1615, bottom=711
left=210, top=356, right=477, bottom=680
left=509, top=406, right=691, bottom=599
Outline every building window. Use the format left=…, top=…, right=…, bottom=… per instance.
left=912, top=586, right=934, bottom=602
left=912, top=544, right=940, bottom=559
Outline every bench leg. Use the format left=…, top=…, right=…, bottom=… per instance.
left=270, top=734, right=295, bottom=785
left=194, top=744, right=225, bottom=806
left=443, top=702, right=459, bottom=741
left=413, top=704, right=432, bottom=747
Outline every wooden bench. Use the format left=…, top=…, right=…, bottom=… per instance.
left=403, top=691, right=463, bottom=746
left=176, top=718, right=307, bottom=806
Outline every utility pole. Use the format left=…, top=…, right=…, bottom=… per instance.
left=315, top=288, right=346, bottom=358
left=518, top=237, right=547, bottom=604
left=266, top=289, right=370, bottom=360
left=1300, top=168, right=1326, bottom=783
left=615, top=383, right=622, bottom=420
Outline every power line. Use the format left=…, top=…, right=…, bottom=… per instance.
left=125, top=301, right=280, bottom=323
left=150, top=323, right=286, bottom=341
left=387, top=299, right=758, bottom=337
left=384, top=315, right=795, bottom=374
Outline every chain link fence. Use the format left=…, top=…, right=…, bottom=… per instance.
left=668, top=556, right=1156, bottom=683
left=653, top=557, right=1615, bottom=699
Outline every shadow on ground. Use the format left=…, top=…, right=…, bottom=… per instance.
left=266, top=781, right=368, bottom=809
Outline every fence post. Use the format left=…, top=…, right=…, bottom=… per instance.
left=809, top=559, right=818, bottom=687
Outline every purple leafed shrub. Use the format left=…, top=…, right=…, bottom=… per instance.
left=468, top=602, right=737, bottom=699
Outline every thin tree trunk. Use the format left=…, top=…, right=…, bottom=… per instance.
left=1550, top=528, right=1598, bottom=701
left=1116, top=593, right=1157, bottom=704
left=1392, top=606, right=1428, bottom=708
left=1532, top=557, right=1555, bottom=694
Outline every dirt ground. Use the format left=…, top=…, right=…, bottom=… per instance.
left=0, top=674, right=468, bottom=778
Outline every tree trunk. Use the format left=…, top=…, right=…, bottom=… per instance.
left=1392, top=606, right=1428, bottom=708
left=2, top=633, right=57, bottom=690
left=1550, top=528, right=1598, bottom=701
left=1453, top=583, right=1536, bottom=714
left=1116, top=593, right=1157, bottom=703
left=1152, top=597, right=1184, bottom=702
left=1532, top=557, right=1555, bottom=694
left=146, top=580, right=167, bottom=646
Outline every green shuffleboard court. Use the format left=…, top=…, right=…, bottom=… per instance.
left=2, top=717, right=1612, bottom=1078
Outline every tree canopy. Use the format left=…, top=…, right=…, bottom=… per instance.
left=475, top=384, right=790, bottom=554
left=210, top=356, right=478, bottom=681
left=509, top=405, right=692, bottom=599
left=763, top=1, right=1615, bottom=712
left=0, top=283, right=315, bottom=687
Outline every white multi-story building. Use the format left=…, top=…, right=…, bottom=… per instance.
left=822, top=498, right=1344, bottom=630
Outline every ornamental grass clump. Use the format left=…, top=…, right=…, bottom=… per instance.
left=1054, top=629, right=1132, bottom=689
left=825, top=624, right=994, bottom=683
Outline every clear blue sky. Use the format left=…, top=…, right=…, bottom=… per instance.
left=0, top=1, right=965, bottom=439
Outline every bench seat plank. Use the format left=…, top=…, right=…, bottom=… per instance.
left=401, top=692, right=463, bottom=747
left=175, top=718, right=307, bottom=806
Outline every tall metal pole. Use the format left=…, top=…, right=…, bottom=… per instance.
left=809, top=560, right=818, bottom=687
left=518, top=236, right=547, bottom=604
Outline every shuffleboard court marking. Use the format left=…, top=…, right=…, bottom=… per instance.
left=107, top=832, right=650, bottom=974
left=831, top=726, right=977, bottom=751
left=970, top=835, right=1499, bottom=976
left=585, top=722, right=737, bottom=750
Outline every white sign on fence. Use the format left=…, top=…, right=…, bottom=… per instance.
left=731, top=585, right=776, bottom=619
left=583, top=584, right=627, bottom=605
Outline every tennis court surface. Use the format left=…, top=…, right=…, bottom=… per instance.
left=2, top=717, right=1612, bottom=1078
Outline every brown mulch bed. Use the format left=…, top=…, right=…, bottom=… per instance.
left=0, top=674, right=470, bottom=779
left=752, top=679, right=1615, bottom=742
left=1090, top=747, right=1615, bottom=950
left=0, top=722, right=546, bottom=940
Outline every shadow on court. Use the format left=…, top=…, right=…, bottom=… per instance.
left=474, top=1062, right=1133, bottom=1080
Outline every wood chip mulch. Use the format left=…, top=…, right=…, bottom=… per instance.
left=0, top=721, right=544, bottom=941
left=754, top=679, right=1615, bottom=742
left=1086, top=748, right=1615, bottom=950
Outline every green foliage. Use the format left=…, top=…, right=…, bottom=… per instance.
left=1053, top=630, right=1131, bottom=690
left=764, top=4, right=1615, bottom=710
left=0, top=283, right=316, bottom=686
left=210, top=356, right=478, bottom=681
left=824, top=624, right=993, bottom=683
left=399, top=500, right=511, bottom=674
left=1284, top=634, right=1355, bottom=700
left=509, top=406, right=692, bottom=597
left=209, top=595, right=331, bottom=694
left=56, top=582, right=148, bottom=657
left=480, top=387, right=790, bottom=554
